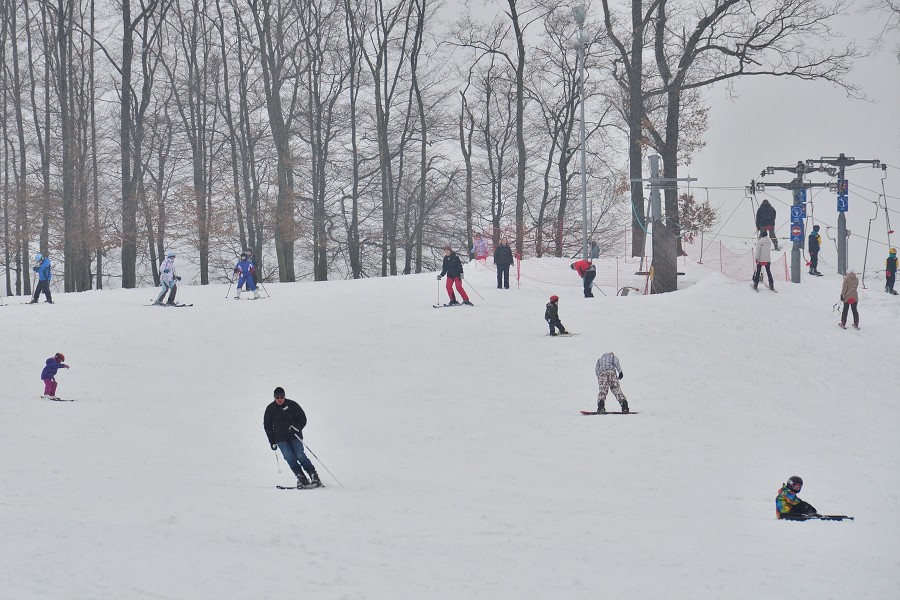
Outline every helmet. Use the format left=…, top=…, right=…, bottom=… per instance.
left=54, top=352, right=65, bottom=362
left=549, top=295, right=559, bottom=302
left=812, top=225, right=820, bottom=231
left=34, top=253, right=43, bottom=261
left=787, top=476, right=803, bottom=493
left=166, top=250, right=176, bottom=258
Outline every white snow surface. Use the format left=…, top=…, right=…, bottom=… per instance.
left=2, top=263, right=899, bottom=599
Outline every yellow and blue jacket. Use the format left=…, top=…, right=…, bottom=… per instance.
left=775, top=483, right=801, bottom=518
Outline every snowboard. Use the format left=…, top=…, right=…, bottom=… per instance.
left=782, top=514, right=854, bottom=522
left=580, top=410, right=638, bottom=415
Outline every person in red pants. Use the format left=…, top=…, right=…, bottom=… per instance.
left=437, top=245, right=472, bottom=306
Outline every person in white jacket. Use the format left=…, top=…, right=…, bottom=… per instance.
left=153, top=250, right=181, bottom=305
left=752, top=231, right=774, bottom=291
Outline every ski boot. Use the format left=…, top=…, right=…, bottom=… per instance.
left=463, top=300, right=474, bottom=306
left=448, top=299, right=459, bottom=306
left=549, top=332, right=558, bottom=336
left=620, top=400, right=630, bottom=414
left=597, top=400, right=606, bottom=414
left=29, top=299, right=38, bottom=304
left=839, top=321, right=847, bottom=329
left=253, top=290, right=260, bottom=299
left=308, top=469, right=323, bottom=488
left=234, top=293, right=241, bottom=300
left=296, top=473, right=311, bottom=489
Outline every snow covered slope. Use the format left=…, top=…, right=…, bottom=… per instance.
left=1, top=263, right=898, bottom=599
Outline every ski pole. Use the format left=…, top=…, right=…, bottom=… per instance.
left=437, top=277, right=442, bottom=305
left=225, top=278, right=234, bottom=299
left=274, top=449, right=282, bottom=474
left=258, top=279, right=271, bottom=298
left=295, top=433, right=344, bottom=488
left=463, top=278, right=485, bottom=300
left=591, top=282, right=608, bottom=296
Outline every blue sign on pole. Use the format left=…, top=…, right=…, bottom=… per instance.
left=790, top=222, right=804, bottom=242
left=837, top=195, right=848, bottom=213
left=793, top=189, right=807, bottom=203
left=790, top=205, right=803, bottom=220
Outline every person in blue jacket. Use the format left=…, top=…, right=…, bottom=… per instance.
left=40, top=352, right=70, bottom=399
left=30, top=253, right=53, bottom=304
left=233, top=252, right=260, bottom=299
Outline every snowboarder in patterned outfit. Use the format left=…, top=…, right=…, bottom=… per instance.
left=595, top=352, right=628, bottom=413
left=775, top=476, right=817, bottom=519
left=544, top=295, right=568, bottom=336
left=263, top=387, right=322, bottom=489
left=40, top=352, right=70, bottom=400
left=233, top=252, right=260, bottom=300
left=886, top=248, right=897, bottom=295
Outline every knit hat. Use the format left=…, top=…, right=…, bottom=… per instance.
left=274, top=387, right=285, bottom=397
left=812, top=225, right=820, bottom=231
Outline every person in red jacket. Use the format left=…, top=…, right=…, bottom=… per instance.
left=570, top=259, right=596, bottom=297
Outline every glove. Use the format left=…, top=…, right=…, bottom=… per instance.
left=460, top=273, right=464, bottom=280
left=65, top=365, right=70, bottom=369
left=271, top=443, right=277, bottom=451
left=618, top=371, right=624, bottom=380
left=840, top=295, right=844, bottom=302
left=437, top=275, right=442, bottom=280
left=175, top=276, right=181, bottom=281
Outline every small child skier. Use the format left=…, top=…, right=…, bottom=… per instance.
left=544, top=295, right=569, bottom=336
left=233, top=252, right=260, bottom=300
left=40, top=352, right=70, bottom=400
left=775, top=476, right=818, bottom=519
left=595, top=352, right=628, bottom=413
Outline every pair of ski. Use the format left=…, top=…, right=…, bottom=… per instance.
left=432, top=303, right=474, bottom=308
left=782, top=513, right=854, bottom=522
left=276, top=482, right=324, bottom=491
left=42, top=396, right=76, bottom=402
left=549, top=332, right=580, bottom=337
left=580, top=410, right=638, bottom=415
left=146, top=302, right=193, bottom=307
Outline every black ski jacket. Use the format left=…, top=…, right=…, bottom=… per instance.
left=439, top=252, right=464, bottom=279
left=756, top=202, right=776, bottom=228
left=263, top=398, right=308, bottom=445
left=494, top=244, right=514, bottom=268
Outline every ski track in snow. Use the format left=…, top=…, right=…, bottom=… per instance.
left=1, top=262, right=898, bottom=599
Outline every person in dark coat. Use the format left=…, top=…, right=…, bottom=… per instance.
left=807, top=224, right=822, bottom=276
left=544, top=295, right=568, bottom=336
left=570, top=259, right=596, bottom=298
left=438, top=246, right=472, bottom=306
left=885, top=248, right=897, bottom=295
left=755, top=199, right=779, bottom=250
left=493, top=237, right=514, bottom=289
left=263, top=387, right=322, bottom=488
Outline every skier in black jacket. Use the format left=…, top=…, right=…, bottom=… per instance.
left=807, top=224, right=822, bottom=276
left=755, top=199, right=779, bottom=250
left=493, top=237, right=514, bottom=289
left=437, top=246, right=472, bottom=305
left=263, top=386, right=322, bottom=488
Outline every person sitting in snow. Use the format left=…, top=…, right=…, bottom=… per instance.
left=544, top=295, right=569, bottom=336
left=40, top=352, right=70, bottom=400
left=233, top=252, right=260, bottom=300
left=595, top=352, right=628, bottom=413
left=775, top=476, right=817, bottom=519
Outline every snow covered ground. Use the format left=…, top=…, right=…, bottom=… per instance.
left=1, top=260, right=898, bottom=599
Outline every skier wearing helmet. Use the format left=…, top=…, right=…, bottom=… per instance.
left=153, top=250, right=181, bottom=305
left=544, top=295, right=568, bottom=336
left=886, top=248, right=897, bottom=295
left=29, top=253, right=54, bottom=304
left=775, top=476, right=818, bottom=519
left=40, top=352, right=70, bottom=400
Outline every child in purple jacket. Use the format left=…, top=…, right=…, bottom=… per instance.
left=40, top=352, right=70, bottom=399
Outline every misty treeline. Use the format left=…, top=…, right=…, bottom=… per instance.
left=0, top=0, right=858, bottom=294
